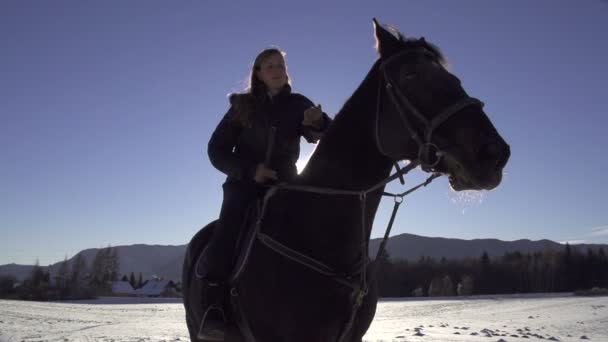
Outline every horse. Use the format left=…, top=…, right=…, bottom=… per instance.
left=183, top=18, right=510, bottom=342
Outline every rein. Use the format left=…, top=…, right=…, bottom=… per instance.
left=256, top=162, right=440, bottom=283
left=234, top=48, right=478, bottom=342
left=246, top=161, right=438, bottom=342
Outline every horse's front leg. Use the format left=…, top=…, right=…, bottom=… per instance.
left=349, top=263, right=379, bottom=342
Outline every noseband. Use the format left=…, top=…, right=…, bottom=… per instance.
left=376, top=49, right=484, bottom=170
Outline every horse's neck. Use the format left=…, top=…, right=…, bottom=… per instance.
left=301, top=63, right=393, bottom=191
left=294, top=64, right=393, bottom=262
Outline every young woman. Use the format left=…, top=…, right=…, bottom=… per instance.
left=199, top=47, right=332, bottom=340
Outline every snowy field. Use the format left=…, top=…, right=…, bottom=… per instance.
left=1, top=293, right=606, bottom=341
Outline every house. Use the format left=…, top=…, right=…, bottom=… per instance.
left=111, top=281, right=134, bottom=295
left=132, top=278, right=178, bottom=297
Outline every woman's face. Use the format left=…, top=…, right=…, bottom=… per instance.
left=256, top=53, right=288, bottom=94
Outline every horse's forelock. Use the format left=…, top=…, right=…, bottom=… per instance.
left=399, top=36, right=448, bottom=68
left=375, top=21, right=447, bottom=67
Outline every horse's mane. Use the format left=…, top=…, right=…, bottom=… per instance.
left=328, top=31, right=447, bottom=130
left=377, top=24, right=448, bottom=68
left=297, top=59, right=384, bottom=185
left=330, top=59, right=382, bottom=128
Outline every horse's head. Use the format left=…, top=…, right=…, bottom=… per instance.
left=372, top=19, right=510, bottom=191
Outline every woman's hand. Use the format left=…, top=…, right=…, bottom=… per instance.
left=303, top=104, right=323, bottom=129
left=253, top=163, right=278, bottom=183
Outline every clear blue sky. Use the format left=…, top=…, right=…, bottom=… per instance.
left=2, top=1, right=607, bottom=266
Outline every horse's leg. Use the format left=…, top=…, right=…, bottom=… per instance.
left=348, top=263, right=379, bottom=342
left=182, top=221, right=216, bottom=341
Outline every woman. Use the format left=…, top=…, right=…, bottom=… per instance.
left=199, top=47, right=332, bottom=340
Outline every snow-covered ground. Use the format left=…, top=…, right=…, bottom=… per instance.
left=366, top=293, right=606, bottom=341
left=1, top=293, right=606, bottom=341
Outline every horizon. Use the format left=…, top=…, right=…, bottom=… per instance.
left=2, top=0, right=608, bottom=265
left=3, top=233, right=605, bottom=268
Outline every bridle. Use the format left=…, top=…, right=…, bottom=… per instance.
left=230, top=47, right=486, bottom=342
left=375, top=48, right=484, bottom=171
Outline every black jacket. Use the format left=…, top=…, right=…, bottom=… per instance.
left=208, top=88, right=331, bottom=184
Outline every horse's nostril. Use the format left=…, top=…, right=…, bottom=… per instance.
left=479, top=142, right=510, bottom=169
left=478, top=143, right=500, bottom=161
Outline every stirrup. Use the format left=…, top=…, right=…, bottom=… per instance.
left=197, top=304, right=227, bottom=341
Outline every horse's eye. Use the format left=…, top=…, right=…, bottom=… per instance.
left=401, top=72, right=418, bottom=81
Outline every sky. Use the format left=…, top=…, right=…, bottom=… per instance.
left=1, top=1, right=607, bottom=266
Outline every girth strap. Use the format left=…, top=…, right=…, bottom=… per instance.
left=257, top=232, right=364, bottom=290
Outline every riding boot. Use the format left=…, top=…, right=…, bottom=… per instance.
left=197, top=281, right=227, bottom=341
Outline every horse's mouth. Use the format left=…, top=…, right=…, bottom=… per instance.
left=447, top=174, right=478, bottom=191
left=448, top=174, right=467, bottom=191
left=445, top=154, right=503, bottom=191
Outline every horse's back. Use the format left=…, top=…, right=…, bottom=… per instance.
left=183, top=220, right=216, bottom=288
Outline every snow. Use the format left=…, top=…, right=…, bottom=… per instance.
left=1, top=293, right=606, bottom=341
left=364, top=293, right=607, bottom=341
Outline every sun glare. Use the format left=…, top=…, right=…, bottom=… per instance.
left=447, top=189, right=487, bottom=214
left=296, top=144, right=317, bottom=174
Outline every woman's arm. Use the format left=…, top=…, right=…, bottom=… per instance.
left=297, top=95, right=332, bottom=143
left=207, top=107, right=255, bottom=181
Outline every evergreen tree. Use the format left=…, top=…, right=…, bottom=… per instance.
left=55, top=256, right=70, bottom=298
left=70, top=252, right=88, bottom=298
left=367, top=244, right=608, bottom=298
left=374, top=249, right=396, bottom=297
left=478, top=251, right=491, bottom=294
left=23, top=260, right=48, bottom=300
left=598, top=248, right=608, bottom=287
left=457, top=275, right=474, bottom=296
left=441, top=275, right=455, bottom=296
left=90, top=246, right=120, bottom=293
left=129, top=272, right=136, bottom=288
left=109, top=247, right=120, bottom=282
left=585, top=248, right=598, bottom=288
left=91, top=248, right=108, bottom=287
left=428, top=277, right=442, bottom=297
left=0, top=275, right=17, bottom=297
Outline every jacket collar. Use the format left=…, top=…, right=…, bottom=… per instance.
left=265, top=84, right=292, bottom=102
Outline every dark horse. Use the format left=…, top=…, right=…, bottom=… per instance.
left=184, top=19, right=510, bottom=342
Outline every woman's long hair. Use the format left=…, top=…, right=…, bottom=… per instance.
left=229, top=48, right=291, bottom=126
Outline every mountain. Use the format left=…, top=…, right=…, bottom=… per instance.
left=0, top=244, right=186, bottom=282
left=369, top=233, right=569, bottom=260
left=1, top=234, right=606, bottom=282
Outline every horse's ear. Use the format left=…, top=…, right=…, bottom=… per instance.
left=373, top=18, right=401, bottom=58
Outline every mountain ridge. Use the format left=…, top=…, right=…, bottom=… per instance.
left=2, top=233, right=605, bottom=281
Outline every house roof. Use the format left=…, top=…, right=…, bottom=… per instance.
left=111, top=281, right=134, bottom=294
left=132, top=279, right=175, bottom=296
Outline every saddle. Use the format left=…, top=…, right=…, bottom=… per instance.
left=193, top=197, right=263, bottom=341
left=194, top=196, right=261, bottom=282
left=188, top=183, right=371, bottom=342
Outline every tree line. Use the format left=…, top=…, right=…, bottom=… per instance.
left=3, top=243, right=607, bottom=301
left=373, top=244, right=608, bottom=297
left=0, top=246, right=146, bottom=301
